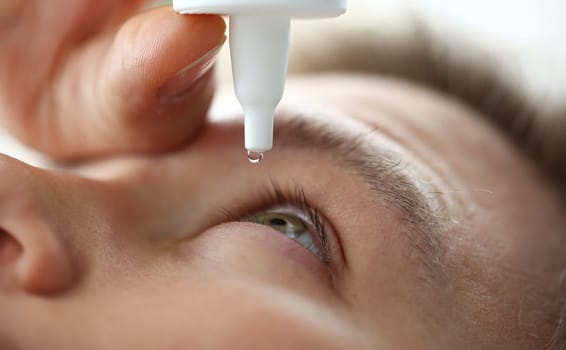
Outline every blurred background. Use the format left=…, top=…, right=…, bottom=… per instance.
left=368, top=0, right=566, bottom=93
left=1, top=0, right=565, bottom=163
left=301, top=0, right=566, bottom=95
left=387, top=0, right=565, bottom=53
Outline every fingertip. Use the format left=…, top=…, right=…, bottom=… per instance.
left=107, top=8, right=226, bottom=100
left=96, top=8, right=226, bottom=154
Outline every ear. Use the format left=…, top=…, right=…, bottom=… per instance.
left=0, top=156, right=74, bottom=295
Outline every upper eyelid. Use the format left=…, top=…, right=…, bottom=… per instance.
left=217, top=181, right=341, bottom=270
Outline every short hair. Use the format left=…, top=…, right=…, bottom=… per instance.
left=288, top=15, right=566, bottom=190
left=287, top=14, right=566, bottom=349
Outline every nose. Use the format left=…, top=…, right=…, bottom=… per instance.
left=0, top=155, right=77, bottom=295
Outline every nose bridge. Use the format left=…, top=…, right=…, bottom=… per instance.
left=124, top=142, right=239, bottom=242
left=128, top=163, right=207, bottom=243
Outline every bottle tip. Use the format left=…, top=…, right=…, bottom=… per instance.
left=247, top=150, right=264, bottom=164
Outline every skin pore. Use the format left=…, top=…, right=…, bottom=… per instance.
left=0, top=74, right=565, bottom=349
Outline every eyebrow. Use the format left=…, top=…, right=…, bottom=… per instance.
left=273, top=115, right=447, bottom=281
left=292, top=21, right=566, bottom=186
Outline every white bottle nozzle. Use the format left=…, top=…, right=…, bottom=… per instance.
left=173, top=0, right=347, bottom=154
left=232, top=14, right=289, bottom=153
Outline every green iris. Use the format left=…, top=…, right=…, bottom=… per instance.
left=247, top=211, right=320, bottom=256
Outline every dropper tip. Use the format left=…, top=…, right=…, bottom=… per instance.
left=247, top=150, right=264, bottom=164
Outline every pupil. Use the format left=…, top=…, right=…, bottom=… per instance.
left=269, top=218, right=287, bottom=227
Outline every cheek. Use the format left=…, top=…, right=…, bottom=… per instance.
left=74, top=280, right=367, bottom=350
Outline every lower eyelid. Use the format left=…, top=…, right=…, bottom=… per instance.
left=189, top=221, right=335, bottom=284
left=215, top=183, right=344, bottom=275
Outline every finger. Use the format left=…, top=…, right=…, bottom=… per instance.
left=0, top=0, right=148, bottom=133
left=0, top=0, right=22, bottom=20
left=103, top=9, right=227, bottom=153
left=30, top=0, right=146, bottom=35
left=41, top=8, right=226, bottom=160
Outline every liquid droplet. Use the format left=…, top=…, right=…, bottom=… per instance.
left=247, top=150, right=264, bottom=164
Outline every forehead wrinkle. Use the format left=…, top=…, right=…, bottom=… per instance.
left=273, top=115, right=448, bottom=282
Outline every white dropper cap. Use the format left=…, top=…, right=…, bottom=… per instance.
left=173, top=0, right=347, bottom=154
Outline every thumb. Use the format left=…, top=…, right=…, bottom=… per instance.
left=49, top=8, right=226, bottom=160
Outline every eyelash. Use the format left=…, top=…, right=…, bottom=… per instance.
left=219, top=181, right=333, bottom=265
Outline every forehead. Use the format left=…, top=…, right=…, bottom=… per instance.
left=283, top=74, right=566, bottom=335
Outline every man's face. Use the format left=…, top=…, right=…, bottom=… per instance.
left=0, top=75, right=564, bottom=349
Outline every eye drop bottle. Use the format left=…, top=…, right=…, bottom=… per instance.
left=173, top=0, right=347, bottom=160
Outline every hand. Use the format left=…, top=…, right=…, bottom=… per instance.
left=0, top=0, right=226, bottom=160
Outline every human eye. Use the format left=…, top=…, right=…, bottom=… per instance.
left=244, top=206, right=326, bottom=262
left=220, top=183, right=338, bottom=268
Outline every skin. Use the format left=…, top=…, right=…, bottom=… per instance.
left=0, top=74, right=565, bottom=349
left=0, top=1, right=565, bottom=349
left=0, top=2, right=226, bottom=159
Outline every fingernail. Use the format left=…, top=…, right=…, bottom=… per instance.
left=158, top=36, right=226, bottom=99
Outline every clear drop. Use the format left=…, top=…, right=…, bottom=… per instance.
left=247, top=150, right=264, bottom=164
